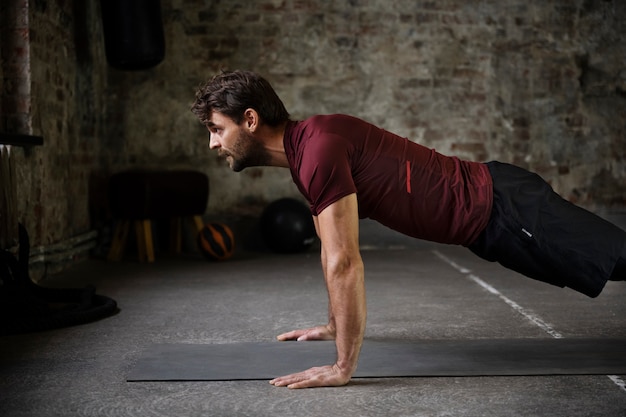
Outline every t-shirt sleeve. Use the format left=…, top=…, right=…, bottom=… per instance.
left=298, top=133, right=357, bottom=216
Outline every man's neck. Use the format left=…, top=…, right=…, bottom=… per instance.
left=260, top=121, right=290, bottom=168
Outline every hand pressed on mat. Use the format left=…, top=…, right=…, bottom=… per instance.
left=269, top=363, right=351, bottom=389
left=276, top=324, right=335, bottom=341
left=271, top=325, right=343, bottom=388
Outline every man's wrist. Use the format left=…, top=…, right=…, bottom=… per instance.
left=334, top=359, right=357, bottom=376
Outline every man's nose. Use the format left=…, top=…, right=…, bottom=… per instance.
left=208, top=135, right=219, bottom=149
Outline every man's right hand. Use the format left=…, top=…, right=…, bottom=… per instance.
left=276, top=325, right=336, bottom=341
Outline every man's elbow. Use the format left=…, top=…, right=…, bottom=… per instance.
left=325, top=252, right=364, bottom=278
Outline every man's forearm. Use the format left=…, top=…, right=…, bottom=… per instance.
left=325, top=257, right=367, bottom=374
left=269, top=195, right=362, bottom=388
left=321, top=244, right=336, bottom=331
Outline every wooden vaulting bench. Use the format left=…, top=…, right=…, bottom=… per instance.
left=107, top=170, right=209, bottom=262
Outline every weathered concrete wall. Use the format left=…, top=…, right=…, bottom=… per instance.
left=3, top=0, right=625, bottom=263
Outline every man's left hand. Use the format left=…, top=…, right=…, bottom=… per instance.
left=269, top=363, right=351, bottom=389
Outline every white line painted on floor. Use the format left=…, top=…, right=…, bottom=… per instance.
left=608, top=375, right=626, bottom=393
left=432, top=249, right=626, bottom=393
left=432, top=250, right=562, bottom=338
left=466, top=273, right=563, bottom=339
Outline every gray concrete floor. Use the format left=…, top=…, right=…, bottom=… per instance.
left=1, top=216, right=626, bottom=417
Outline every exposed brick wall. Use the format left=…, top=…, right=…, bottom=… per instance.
left=1, top=0, right=33, bottom=249
left=2, top=0, right=625, bottom=262
left=26, top=0, right=106, bottom=250
left=486, top=1, right=626, bottom=207
left=29, top=0, right=80, bottom=246
left=1, top=0, right=105, bottom=268
left=131, top=0, right=622, bottom=213
left=1, top=0, right=31, bottom=134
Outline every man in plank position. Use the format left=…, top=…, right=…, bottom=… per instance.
left=191, top=70, right=626, bottom=389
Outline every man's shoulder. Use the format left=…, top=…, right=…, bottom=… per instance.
left=286, top=114, right=374, bottom=160
left=298, top=114, right=372, bottom=139
left=303, top=113, right=363, bottom=126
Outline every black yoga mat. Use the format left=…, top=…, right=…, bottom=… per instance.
left=127, top=338, right=626, bottom=382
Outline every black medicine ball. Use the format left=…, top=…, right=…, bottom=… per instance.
left=259, top=198, right=316, bottom=254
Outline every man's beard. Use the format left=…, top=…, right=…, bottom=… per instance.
left=222, top=129, right=272, bottom=172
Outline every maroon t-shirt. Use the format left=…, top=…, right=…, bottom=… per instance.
left=284, top=114, right=493, bottom=246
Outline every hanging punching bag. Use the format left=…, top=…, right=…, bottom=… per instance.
left=100, top=0, right=165, bottom=70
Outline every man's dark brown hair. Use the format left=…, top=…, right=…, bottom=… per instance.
left=192, top=70, right=290, bottom=127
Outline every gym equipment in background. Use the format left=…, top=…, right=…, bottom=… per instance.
left=108, top=170, right=209, bottom=262
left=100, top=0, right=165, bottom=70
left=259, top=198, right=316, bottom=254
left=0, top=225, right=118, bottom=336
left=197, top=223, right=235, bottom=261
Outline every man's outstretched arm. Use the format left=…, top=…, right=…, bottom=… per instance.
left=270, top=193, right=366, bottom=388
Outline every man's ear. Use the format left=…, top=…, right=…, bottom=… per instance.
left=243, top=108, right=259, bottom=132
